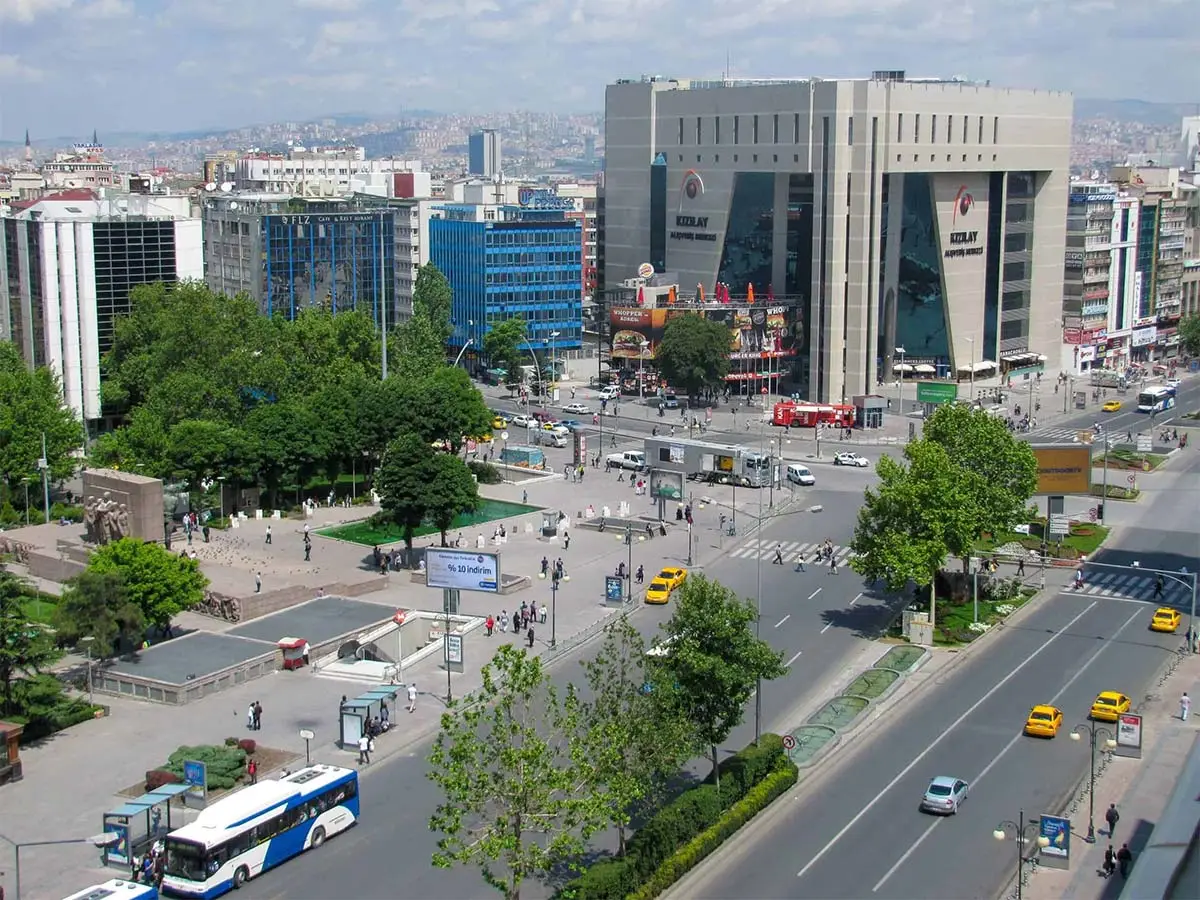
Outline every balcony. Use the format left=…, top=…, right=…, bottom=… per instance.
left=1083, top=287, right=1110, bottom=301
left=1083, top=268, right=1110, bottom=284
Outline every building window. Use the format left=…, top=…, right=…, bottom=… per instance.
left=947, top=115, right=953, bottom=142
left=897, top=113, right=903, bottom=142
left=931, top=115, right=937, bottom=143
left=794, top=113, right=801, bottom=143
left=715, top=116, right=721, bottom=144
left=717, top=172, right=775, bottom=293
left=734, top=116, right=740, bottom=144
left=696, top=117, right=702, bottom=144
left=678, top=117, right=684, bottom=144
left=753, top=114, right=760, bottom=143
left=993, top=116, right=999, bottom=143
left=773, top=113, right=780, bottom=143
left=894, top=172, right=949, bottom=362
left=914, top=114, right=921, bottom=143
left=848, top=116, right=854, bottom=146
left=962, top=116, right=968, bottom=143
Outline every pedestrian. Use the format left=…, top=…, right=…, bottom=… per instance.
left=564, top=531, right=571, bottom=550
left=1105, top=803, right=1120, bottom=838
left=246, top=701, right=256, bottom=730
left=485, top=615, right=495, bottom=636
left=523, top=490, right=528, bottom=505
left=253, top=701, right=262, bottom=731
left=304, top=542, right=311, bottom=561
left=1154, top=574, right=1164, bottom=599
left=499, top=610, right=509, bottom=632
left=541, top=556, right=549, bottom=575
left=357, top=733, right=371, bottom=765
left=830, top=554, right=838, bottom=575
left=407, top=682, right=417, bottom=713
left=540, top=603, right=548, bottom=624
left=527, top=625, right=535, bottom=648
left=1116, top=843, right=1132, bottom=878
left=255, top=571, right=262, bottom=593
left=794, top=553, right=806, bottom=573
left=1182, top=691, right=1191, bottom=722
left=265, top=524, right=272, bottom=545
left=247, top=758, right=258, bottom=785
left=1102, top=844, right=1115, bottom=878
left=1017, top=558, right=1025, bottom=577
left=773, top=543, right=784, bottom=565
left=636, top=564, right=644, bottom=584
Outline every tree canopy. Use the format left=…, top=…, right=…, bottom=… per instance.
left=0, top=342, right=85, bottom=500
left=0, top=566, right=59, bottom=716
left=54, top=570, right=145, bottom=657
left=653, top=314, right=732, bottom=400
left=85, top=538, right=208, bottom=631
left=412, top=262, right=454, bottom=346
left=656, top=575, right=787, bottom=785
left=429, top=644, right=606, bottom=900
left=1178, top=314, right=1200, bottom=357
left=481, top=319, right=528, bottom=385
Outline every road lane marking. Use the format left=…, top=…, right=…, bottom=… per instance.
left=851, top=592, right=863, bottom=605
left=821, top=593, right=867, bottom=634
left=775, top=614, right=791, bottom=628
left=808, top=589, right=822, bottom=600
left=786, top=649, right=803, bottom=667
left=796, top=600, right=1099, bottom=881
left=820, top=622, right=833, bottom=634
left=868, top=604, right=1144, bottom=893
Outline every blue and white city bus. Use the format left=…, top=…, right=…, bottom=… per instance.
left=62, top=879, right=158, bottom=900
left=1136, top=385, right=1176, bottom=413
left=160, top=764, right=358, bottom=898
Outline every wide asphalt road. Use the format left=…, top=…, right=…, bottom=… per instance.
left=674, top=557, right=1191, bottom=898
left=245, top=470, right=895, bottom=899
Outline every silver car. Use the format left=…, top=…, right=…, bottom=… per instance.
left=920, top=776, right=968, bottom=815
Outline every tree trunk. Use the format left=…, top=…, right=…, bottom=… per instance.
left=710, top=742, right=720, bottom=787
left=617, top=824, right=627, bottom=857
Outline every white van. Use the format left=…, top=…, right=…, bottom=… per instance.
left=786, top=464, right=815, bottom=486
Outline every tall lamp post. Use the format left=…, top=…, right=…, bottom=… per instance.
left=79, top=635, right=95, bottom=705
left=614, top=524, right=646, bottom=600
left=992, top=810, right=1050, bottom=900
left=538, top=569, right=570, bottom=648
left=0, top=832, right=120, bottom=900
left=548, top=330, right=560, bottom=399
left=1070, top=721, right=1117, bottom=843
left=453, top=338, right=475, bottom=369
left=638, top=340, right=650, bottom=405
left=967, top=336, right=976, bottom=403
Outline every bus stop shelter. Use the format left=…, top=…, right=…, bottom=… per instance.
left=102, top=783, right=192, bottom=868
left=338, top=686, right=402, bottom=748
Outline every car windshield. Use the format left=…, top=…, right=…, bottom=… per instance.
left=928, top=784, right=952, bottom=796
left=1031, top=712, right=1051, bottom=720
left=649, top=581, right=669, bottom=591
left=1097, top=697, right=1116, bottom=706
left=165, top=838, right=208, bottom=882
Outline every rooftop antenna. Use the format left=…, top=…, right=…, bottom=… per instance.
left=725, top=48, right=730, bottom=83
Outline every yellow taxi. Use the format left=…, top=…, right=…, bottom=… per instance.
left=470, top=432, right=494, bottom=444
left=1150, top=607, right=1182, bottom=633
left=644, top=579, right=673, bottom=604
left=1102, top=399, right=1122, bottom=412
left=1023, top=704, right=1063, bottom=738
left=656, top=567, right=688, bottom=590
left=491, top=415, right=509, bottom=429
left=1090, top=691, right=1131, bottom=722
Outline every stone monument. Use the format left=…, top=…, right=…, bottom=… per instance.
left=82, top=469, right=165, bottom=544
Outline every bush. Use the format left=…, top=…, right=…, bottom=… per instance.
left=0, top=502, right=44, bottom=528
left=8, top=674, right=101, bottom=743
left=627, top=759, right=800, bottom=900
left=467, top=460, right=504, bottom=484
left=50, top=502, right=85, bottom=523
left=238, top=738, right=257, bottom=754
left=224, top=736, right=238, bottom=747
left=560, top=735, right=786, bottom=900
left=164, top=744, right=247, bottom=790
left=145, top=768, right=183, bottom=791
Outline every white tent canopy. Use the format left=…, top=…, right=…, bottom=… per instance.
left=913, top=364, right=936, bottom=374
left=956, top=360, right=997, bottom=372
left=892, top=363, right=914, bottom=372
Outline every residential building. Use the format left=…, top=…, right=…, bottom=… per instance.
left=41, top=132, right=119, bottom=191
left=0, top=189, right=202, bottom=421
left=554, top=182, right=601, bottom=303
left=603, top=71, right=1073, bottom=402
left=468, top=130, right=501, bottom=179
left=429, top=203, right=583, bottom=359
left=232, top=147, right=423, bottom=197
left=392, top=198, right=436, bottom=317
left=202, top=193, right=397, bottom=323
left=1061, top=181, right=1116, bottom=374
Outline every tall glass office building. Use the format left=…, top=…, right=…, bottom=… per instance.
left=430, top=204, right=583, bottom=354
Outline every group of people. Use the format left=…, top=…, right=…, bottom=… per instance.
left=130, top=840, right=166, bottom=887
left=485, top=601, right=548, bottom=646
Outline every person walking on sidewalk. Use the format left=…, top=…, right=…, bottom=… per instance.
left=1102, top=844, right=1116, bottom=878
left=357, top=733, right=371, bottom=765
left=407, top=682, right=417, bottom=713
left=1116, top=843, right=1133, bottom=878
left=1182, top=691, right=1191, bottom=721
left=1105, top=803, right=1120, bottom=838
left=265, top=524, right=272, bottom=545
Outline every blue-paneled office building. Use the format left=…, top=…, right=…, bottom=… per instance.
left=430, top=202, right=583, bottom=354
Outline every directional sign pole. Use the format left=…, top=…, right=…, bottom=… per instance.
left=443, top=588, right=458, bottom=705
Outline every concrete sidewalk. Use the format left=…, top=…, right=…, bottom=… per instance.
left=1025, top=649, right=1200, bottom=900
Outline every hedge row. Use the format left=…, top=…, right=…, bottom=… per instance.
left=627, top=758, right=799, bottom=900
left=560, top=735, right=786, bottom=900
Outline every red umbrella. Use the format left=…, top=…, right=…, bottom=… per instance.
left=697, top=283, right=705, bottom=302
left=637, top=286, right=645, bottom=307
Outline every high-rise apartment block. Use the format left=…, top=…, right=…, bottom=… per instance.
left=468, top=130, right=502, bottom=179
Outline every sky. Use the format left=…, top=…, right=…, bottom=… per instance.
left=0, top=0, right=1197, bottom=140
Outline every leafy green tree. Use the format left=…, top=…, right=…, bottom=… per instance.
left=848, top=441, right=974, bottom=592
left=54, top=570, right=145, bottom=657
left=0, top=565, right=59, bottom=715
left=653, top=313, right=732, bottom=401
left=283, top=307, right=379, bottom=384
left=0, top=342, right=85, bottom=497
left=390, top=312, right=448, bottom=383
left=580, top=618, right=700, bottom=854
left=399, top=367, right=493, bottom=452
left=375, top=434, right=433, bottom=554
left=165, top=419, right=259, bottom=493
left=1178, top=313, right=1200, bottom=357
left=356, top=377, right=409, bottom=462
left=921, top=403, right=1038, bottom=567
left=85, top=538, right=208, bottom=632
left=423, top=453, right=481, bottom=546
left=429, top=644, right=606, bottom=900
left=482, top=319, right=528, bottom=385
left=657, top=575, right=787, bottom=786
left=244, top=401, right=331, bottom=507
left=413, top=262, right=454, bottom=346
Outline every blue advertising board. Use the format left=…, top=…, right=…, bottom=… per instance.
left=605, top=576, right=624, bottom=603
left=1040, top=814, right=1070, bottom=860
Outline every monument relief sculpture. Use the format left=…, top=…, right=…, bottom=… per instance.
left=83, top=492, right=130, bottom=545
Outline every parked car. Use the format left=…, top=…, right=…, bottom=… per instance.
left=597, top=386, right=621, bottom=401
left=833, top=452, right=870, bottom=468
left=562, top=402, right=591, bottom=415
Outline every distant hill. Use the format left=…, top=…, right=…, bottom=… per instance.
left=1075, top=98, right=1199, bottom=126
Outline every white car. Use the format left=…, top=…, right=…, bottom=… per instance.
left=510, top=413, right=536, bottom=429
left=597, top=386, right=621, bottom=401
left=562, top=402, right=591, bottom=415
left=833, top=452, right=870, bottom=468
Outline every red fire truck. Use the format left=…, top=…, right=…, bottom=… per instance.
left=772, top=401, right=857, bottom=428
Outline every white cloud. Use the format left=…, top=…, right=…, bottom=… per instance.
left=296, top=0, right=361, bottom=9
left=0, top=53, right=44, bottom=81
left=0, top=0, right=73, bottom=23
left=79, top=0, right=133, bottom=19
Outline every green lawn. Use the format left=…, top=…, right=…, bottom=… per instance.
left=1097, top=450, right=1168, bottom=471
left=319, top=498, right=544, bottom=546
left=933, top=588, right=1037, bottom=646
left=974, top=520, right=1109, bottom=559
left=22, top=594, right=57, bottom=627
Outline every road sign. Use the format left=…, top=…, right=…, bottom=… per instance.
left=1127, top=474, right=1136, bottom=484
left=1048, top=514, right=1070, bottom=537
left=1088, top=507, right=1098, bottom=522
left=782, top=734, right=797, bottom=751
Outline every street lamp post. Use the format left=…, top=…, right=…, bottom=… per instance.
left=992, top=810, right=1050, bottom=900
left=452, top=338, right=474, bottom=369
left=615, top=524, right=645, bottom=600
left=895, top=347, right=907, bottom=419
left=967, top=336, right=976, bottom=403
left=79, top=635, right=95, bottom=705
left=38, top=432, right=50, bottom=523
left=0, top=832, right=120, bottom=900
left=1070, top=721, right=1117, bottom=843
left=638, top=340, right=649, bottom=406
left=754, top=421, right=766, bottom=744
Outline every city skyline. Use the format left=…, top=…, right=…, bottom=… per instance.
left=2, top=0, right=1198, bottom=140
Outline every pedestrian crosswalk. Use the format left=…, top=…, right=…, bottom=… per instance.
left=729, top=538, right=857, bottom=565
left=1024, top=426, right=1088, bottom=443
left=1061, top=571, right=1191, bottom=605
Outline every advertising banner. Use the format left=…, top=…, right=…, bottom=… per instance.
left=608, top=304, right=800, bottom=362
left=916, top=382, right=959, bottom=405
left=650, top=469, right=684, bottom=501
left=1116, top=712, right=1143, bottom=758
left=183, top=759, right=208, bottom=805
left=1039, top=814, right=1071, bottom=863
left=1131, top=326, right=1158, bottom=348
left=425, top=549, right=500, bottom=592
left=1032, top=445, right=1093, bottom=496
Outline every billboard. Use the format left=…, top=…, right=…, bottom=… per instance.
left=916, top=382, right=958, bottom=405
left=1032, top=445, right=1092, bottom=496
left=608, top=305, right=800, bottom=362
left=424, top=549, right=500, bottom=592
